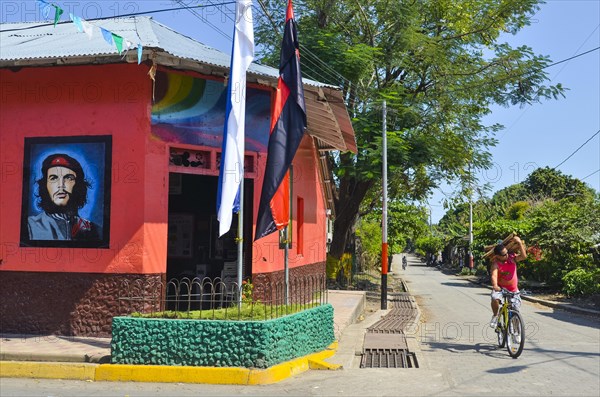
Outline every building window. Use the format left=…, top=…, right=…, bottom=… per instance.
left=297, top=197, right=304, bottom=255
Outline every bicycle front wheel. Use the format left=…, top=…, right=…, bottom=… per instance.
left=506, top=310, right=525, bottom=358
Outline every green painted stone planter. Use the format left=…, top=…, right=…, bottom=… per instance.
left=111, top=304, right=334, bottom=368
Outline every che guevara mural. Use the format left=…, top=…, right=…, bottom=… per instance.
left=20, top=135, right=112, bottom=248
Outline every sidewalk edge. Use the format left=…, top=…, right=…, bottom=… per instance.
left=0, top=343, right=339, bottom=385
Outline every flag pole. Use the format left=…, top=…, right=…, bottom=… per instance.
left=381, top=100, right=388, bottom=310
left=283, top=166, right=293, bottom=305
left=237, top=179, right=244, bottom=308
left=215, top=0, right=253, bottom=308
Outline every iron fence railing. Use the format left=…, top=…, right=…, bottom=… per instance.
left=117, top=274, right=328, bottom=321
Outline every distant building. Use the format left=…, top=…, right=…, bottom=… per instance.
left=0, top=17, right=356, bottom=336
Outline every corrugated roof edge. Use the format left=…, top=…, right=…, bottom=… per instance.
left=0, top=16, right=341, bottom=90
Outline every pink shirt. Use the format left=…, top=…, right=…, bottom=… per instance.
left=495, top=253, right=518, bottom=292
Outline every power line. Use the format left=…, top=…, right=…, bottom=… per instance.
left=498, top=23, right=600, bottom=140
left=0, top=2, right=236, bottom=32
left=3, top=0, right=597, bottom=114
left=173, top=0, right=232, bottom=42
left=581, top=169, right=599, bottom=181
left=554, top=129, right=600, bottom=169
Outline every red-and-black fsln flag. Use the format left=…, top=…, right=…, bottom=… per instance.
left=255, top=0, right=307, bottom=240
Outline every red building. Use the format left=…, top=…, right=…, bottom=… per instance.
left=0, top=17, right=355, bottom=336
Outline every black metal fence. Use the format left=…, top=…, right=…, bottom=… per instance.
left=117, top=274, right=328, bottom=321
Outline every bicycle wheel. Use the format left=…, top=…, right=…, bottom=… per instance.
left=506, top=310, right=525, bottom=358
left=496, top=311, right=506, bottom=348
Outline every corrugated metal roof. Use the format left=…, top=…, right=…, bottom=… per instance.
left=0, top=16, right=312, bottom=85
left=0, top=16, right=356, bottom=154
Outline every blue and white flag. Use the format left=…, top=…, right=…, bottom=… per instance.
left=70, top=13, right=83, bottom=32
left=37, top=0, right=52, bottom=19
left=137, top=44, right=143, bottom=64
left=216, top=0, right=254, bottom=237
left=100, top=28, right=113, bottom=46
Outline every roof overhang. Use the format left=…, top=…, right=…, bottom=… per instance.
left=1, top=48, right=357, bottom=154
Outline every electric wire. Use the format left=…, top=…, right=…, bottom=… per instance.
left=2, top=1, right=596, bottom=109
left=173, top=0, right=233, bottom=42
left=0, top=1, right=236, bottom=32
left=581, top=169, right=599, bottom=181
left=553, top=129, right=600, bottom=169
left=3, top=0, right=598, bottom=185
left=498, top=23, right=600, bottom=140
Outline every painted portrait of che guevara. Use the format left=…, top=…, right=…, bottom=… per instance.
left=20, top=136, right=112, bottom=248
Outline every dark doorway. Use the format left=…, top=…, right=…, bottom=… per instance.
left=166, top=173, right=253, bottom=282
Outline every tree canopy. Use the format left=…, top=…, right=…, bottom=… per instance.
left=254, top=0, right=565, bottom=261
left=436, top=167, right=599, bottom=293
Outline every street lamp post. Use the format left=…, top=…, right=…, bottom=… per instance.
left=381, top=100, right=388, bottom=310
left=469, top=199, right=473, bottom=270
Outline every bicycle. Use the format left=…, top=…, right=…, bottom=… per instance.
left=495, top=288, right=525, bottom=358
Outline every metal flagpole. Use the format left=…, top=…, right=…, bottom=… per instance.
left=283, top=166, right=293, bottom=305
left=237, top=178, right=244, bottom=308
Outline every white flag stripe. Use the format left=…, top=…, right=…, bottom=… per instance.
left=81, top=18, right=93, bottom=39
left=218, top=0, right=254, bottom=237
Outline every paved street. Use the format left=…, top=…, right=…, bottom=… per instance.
left=1, top=254, right=599, bottom=396
left=403, top=257, right=600, bottom=396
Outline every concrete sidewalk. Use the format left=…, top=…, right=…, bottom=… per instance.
left=0, top=290, right=367, bottom=384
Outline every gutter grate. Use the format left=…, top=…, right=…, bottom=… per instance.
left=360, top=290, right=420, bottom=368
left=360, top=348, right=419, bottom=368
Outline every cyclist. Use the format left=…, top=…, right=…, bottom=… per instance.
left=489, top=235, right=527, bottom=328
left=402, top=255, right=408, bottom=270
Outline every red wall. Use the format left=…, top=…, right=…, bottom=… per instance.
left=0, top=63, right=167, bottom=274
left=251, top=134, right=328, bottom=274
left=0, top=64, right=327, bottom=277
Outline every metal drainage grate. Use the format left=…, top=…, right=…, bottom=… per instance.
left=360, top=348, right=419, bottom=368
left=360, top=332, right=419, bottom=368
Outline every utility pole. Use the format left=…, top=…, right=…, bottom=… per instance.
left=429, top=206, right=433, bottom=234
left=468, top=166, right=474, bottom=270
left=469, top=198, right=473, bottom=270
left=381, top=100, right=388, bottom=310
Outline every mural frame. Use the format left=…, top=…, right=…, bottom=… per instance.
left=19, top=135, right=112, bottom=248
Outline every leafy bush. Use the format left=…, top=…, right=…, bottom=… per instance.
left=475, top=264, right=488, bottom=276
left=355, top=218, right=382, bottom=271
left=415, top=235, right=444, bottom=256
left=562, top=268, right=600, bottom=297
left=459, top=267, right=471, bottom=276
left=130, top=302, right=319, bottom=321
left=241, top=279, right=253, bottom=303
left=506, top=201, right=530, bottom=220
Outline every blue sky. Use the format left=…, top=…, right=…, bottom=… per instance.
left=3, top=1, right=598, bottom=224
left=429, top=0, right=600, bottom=222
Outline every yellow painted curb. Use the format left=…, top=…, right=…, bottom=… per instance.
left=96, top=364, right=250, bottom=384
left=0, top=361, right=96, bottom=380
left=307, top=341, right=342, bottom=370
left=308, top=358, right=342, bottom=370
left=0, top=342, right=340, bottom=385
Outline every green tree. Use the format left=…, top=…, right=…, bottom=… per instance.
left=441, top=167, right=600, bottom=289
left=505, top=201, right=530, bottom=220
left=254, top=0, right=564, bottom=264
left=522, top=167, right=595, bottom=201
left=356, top=201, right=428, bottom=260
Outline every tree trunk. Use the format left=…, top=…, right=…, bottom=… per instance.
left=329, top=177, right=374, bottom=259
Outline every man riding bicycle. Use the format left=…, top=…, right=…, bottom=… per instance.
left=489, top=235, right=527, bottom=328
